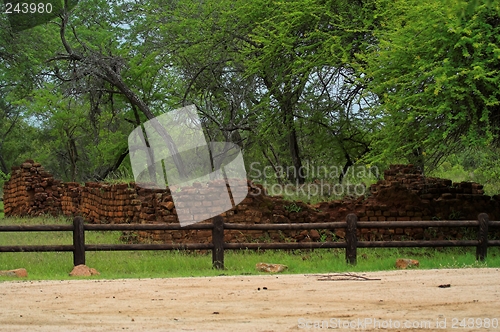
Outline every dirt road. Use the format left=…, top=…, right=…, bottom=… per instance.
left=1, top=268, right=499, bottom=331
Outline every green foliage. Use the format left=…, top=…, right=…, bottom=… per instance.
left=284, top=202, right=302, bottom=213
left=429, top=148, right=500, bottom=195
left=103, top=166, right=135, bottom=184
left=449, top=209, right=463, bottom=220
left=6, top=0, right=79, bottom=32
left=0, top=170, right=10, bottom=191
left=363, top=0, right=500, bottom=168
left=1, top=0, right=500, bottom=192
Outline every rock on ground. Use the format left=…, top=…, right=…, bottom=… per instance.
left=395, top=258, right=420, bottom=269
left=0, top=268, right=28, bottom=278
left=255, top=263, right=288, bottom=273
left=69, top=265, right=100, bottom=277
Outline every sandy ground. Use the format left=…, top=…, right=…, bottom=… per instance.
left=0, top=268, right=499, bottom=332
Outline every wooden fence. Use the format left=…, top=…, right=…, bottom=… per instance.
left=1, top=213, right=499, bottom=269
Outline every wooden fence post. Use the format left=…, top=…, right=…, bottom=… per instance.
left=73, top=216, right=86, bottom=266
left=212, top=215, right=225, bottom=270
left=345, top=214, right=358, bottom=265
left=476, top=213, right=489, bottom=261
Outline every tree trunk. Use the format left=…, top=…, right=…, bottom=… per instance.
left=339, top=156, right=353, bottom=184
left=262, top=69, right=306, bottom=185
left=97, top=148, right=130, bottom=181
left=288, top=126, right=304, bottom=184
left=0, top=151, right=9, bottom=175
left=100, top=65, right=189, bottom=180
left=283, top=104, right=305, bottom=184
left=410, top=147, right=425, bottom=173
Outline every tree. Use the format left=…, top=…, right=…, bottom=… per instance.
left=43, top=0, right=192, bottom=181
left=0, top=11, right=57, bottom=173
left=142, top=0, right=378, bottom=184
left=363, top=0, right=500, bottom=170
left=2, top=0, right=379, bottom=188
left=236, top=0, right=378, bottom=183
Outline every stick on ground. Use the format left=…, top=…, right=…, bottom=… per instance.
left=308, top=272, right=382, bottom=281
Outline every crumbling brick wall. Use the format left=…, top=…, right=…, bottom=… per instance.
left=3, top=161, right=500, bottom=243
left=3, top=160, right=62, bottom=216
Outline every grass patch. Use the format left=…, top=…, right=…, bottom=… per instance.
left=1, top=215, right=499, bottom=281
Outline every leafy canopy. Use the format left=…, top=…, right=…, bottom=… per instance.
left=363, top=0, right=500, bottom=167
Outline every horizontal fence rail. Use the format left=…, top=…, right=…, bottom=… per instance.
left=0, top=245, right=74, bottom=252
left=0, top=214, right=499, bottom=270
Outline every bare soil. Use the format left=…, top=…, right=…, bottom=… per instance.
left=1, top=268, right=499, bottom=331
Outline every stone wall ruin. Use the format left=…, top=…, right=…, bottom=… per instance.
left=3, top=161, right=500, bottom=243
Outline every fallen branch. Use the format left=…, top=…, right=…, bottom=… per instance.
left=308, top=273, right=381, bottom=281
